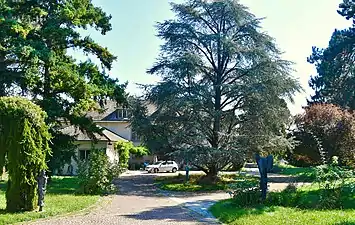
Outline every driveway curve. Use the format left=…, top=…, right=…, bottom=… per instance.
left=29, top=171, right=211, bottom=225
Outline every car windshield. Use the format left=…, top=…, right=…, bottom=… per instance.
left=153, top=161, right=163, bottom=165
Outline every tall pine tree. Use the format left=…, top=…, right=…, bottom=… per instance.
left=0, top=0, right=126, bottom=172
left=131, top=0, right=300, bottom=180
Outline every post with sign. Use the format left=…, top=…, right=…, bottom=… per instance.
left=255, top=154, right=274, bottom=200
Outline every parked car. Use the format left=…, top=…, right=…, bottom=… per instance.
left=145, top=161, right=179, bottom=173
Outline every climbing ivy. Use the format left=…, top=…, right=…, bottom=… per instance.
left=114, top=141, right=149, bottom=169
left=0, top=97, right=51, bottom=212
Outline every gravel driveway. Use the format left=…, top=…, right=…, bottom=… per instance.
left=29, top=171, right=210, bottom=225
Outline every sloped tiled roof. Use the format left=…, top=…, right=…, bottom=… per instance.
left=86, top=100, right=119, bottom=121
left=60, top=125, right=128, bottom=142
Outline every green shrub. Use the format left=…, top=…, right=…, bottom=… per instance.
left=266, top=183, right=301, bottom=207
left=77, top=149, right=117, bottom=195
left=227, top=177, right=260, bottom=206
left=312, top=156, right=353, bottom=208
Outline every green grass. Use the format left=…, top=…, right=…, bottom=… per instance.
left=155, top=173, right=256, bottom=192
left=210, top=184, right=355, bottom=225
left=0, top=176, right=100, bottom=225
left=210, top=202, right=355, bottom=225
left=274, top=164, right=316, bottom=182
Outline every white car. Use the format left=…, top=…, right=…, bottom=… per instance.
left=145, top=161, right=179, bottom=173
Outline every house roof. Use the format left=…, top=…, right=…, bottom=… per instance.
left=85, top=99, right=156, bottom=121
left=60, top=125, right=128, bottom=142
left=86, top=100, right=119, bottom=121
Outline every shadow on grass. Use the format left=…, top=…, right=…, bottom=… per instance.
left=276, top=166, right=316, bottom=182
left=47, top=176, right=80, bottom=194
left=266, top=186, right=355, bottom=210
left=1, top=177, right=80, bottom=195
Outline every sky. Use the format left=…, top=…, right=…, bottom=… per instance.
left=71, top=0, right=352, bottom=115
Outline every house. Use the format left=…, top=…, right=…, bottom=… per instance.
left=59, top=101, right=157, bottom=175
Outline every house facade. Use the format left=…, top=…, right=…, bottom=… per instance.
left=59, top=101, right=157, bottom=175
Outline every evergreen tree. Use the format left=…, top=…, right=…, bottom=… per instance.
left=308, top=0, right=355, bottom=109
left=0, top=0, right=126, bottom=173
left=131, top=0, right=300, bottom=180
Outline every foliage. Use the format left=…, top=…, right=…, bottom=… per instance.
left=77, top=149, right=117, bottom=195
left=114, top=141, right=149, bottom=170
left=292, top=103, right=355, bottom=166
left=227, top=177, right=260, bottom=206
left=131, top=0, right=301, bottom=179
left=0, top=97, right=51, bottom=212
left=0, top=177, right=99, bottom=225
left=308, top=0, right=355, bottom=109
left=313, top=156, right=353, bottom=208
left=0, top=0, right=126, bottom=173
left=286, top=130, right=322, bottom=167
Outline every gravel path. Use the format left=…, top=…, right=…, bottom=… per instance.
left=29, top=172, right=210, bottom=225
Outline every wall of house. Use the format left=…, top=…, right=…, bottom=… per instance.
left=96, top=121, right=132, bottom=140
left=60, top=141, right=114, bottom=175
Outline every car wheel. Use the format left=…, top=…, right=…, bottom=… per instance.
left=154, top=168, right=159, bottom=173
left=172, top=167, right=177, bottom=173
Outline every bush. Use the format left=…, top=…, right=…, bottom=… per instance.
left=266, top=183, right=301, bottom=207
left=77, top=149, right=118, bottom=195
left=227, top=177, right=260, bottom=206
left=312, top=156, right=353, bottom=208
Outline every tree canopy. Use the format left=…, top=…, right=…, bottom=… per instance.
left=308, top=0, right=355, bottom=109
left=131, top=0, right=301, bottom=178
left=0, top=0, right=126, bottom=172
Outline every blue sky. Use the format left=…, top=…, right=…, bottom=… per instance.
left=72, top=0, right=352, bottom=115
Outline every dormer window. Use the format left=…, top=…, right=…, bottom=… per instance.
left=117, top=109, right=132, bottom=119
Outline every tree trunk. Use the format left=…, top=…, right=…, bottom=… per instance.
left=199, top=165, right=219, bottom=184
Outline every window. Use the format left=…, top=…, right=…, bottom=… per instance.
left=117, top=109, right=132, bottom=119
left=168, top=161, right=174, bottom=165
left=79, top=150, right=91, bottom=160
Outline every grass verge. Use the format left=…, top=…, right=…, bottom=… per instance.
left=210, top=184, right=355, bottom=225
left=155, top=173, right=256, bottom=192
left=0, top=176, right=99, bottom=225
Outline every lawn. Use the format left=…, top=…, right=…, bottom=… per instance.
left=274, top=164, right=316, bottom=182
left=210, top=184, right=355, bottom=225
left=0, top=176, right=100, bottom=225
left=155, top=173, right=257, bottom=192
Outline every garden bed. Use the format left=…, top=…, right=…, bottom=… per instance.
left=0, top=176, right=99, bottom=225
